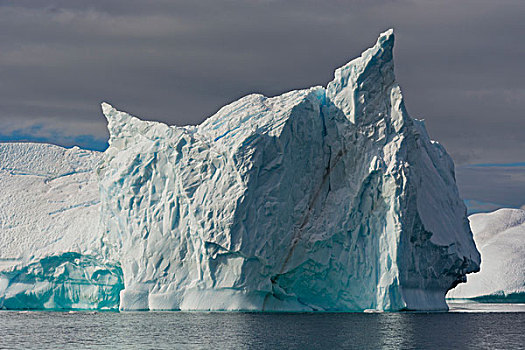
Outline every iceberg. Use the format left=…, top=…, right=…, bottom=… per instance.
left=0, top=143, right=122, bottom=309
left=98, top=29, right=480, bottom=311
left=0, top=29, right=480, bottom=311
left=447, top=208, right=525, bottom=302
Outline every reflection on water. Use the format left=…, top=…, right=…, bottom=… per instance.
left=0, top=305, right=524, bottom=349
left=448, top=301, right=525, bottom=312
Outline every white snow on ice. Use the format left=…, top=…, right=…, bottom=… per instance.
left=0, top=143, right=121, bottom=310
left=447, top=208, right=525, bottom=301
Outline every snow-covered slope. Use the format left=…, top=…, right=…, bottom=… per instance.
left=447, top=208, right=525, bottom=301
left=0, top=143, right=122, bottom=309
left=99, top=29, right=480, bottom=311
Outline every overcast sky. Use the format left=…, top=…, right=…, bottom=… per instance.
left=1, top=0, right=524, bottom=166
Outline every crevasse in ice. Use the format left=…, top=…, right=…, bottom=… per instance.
left=97, top=29, right=480, bottom=311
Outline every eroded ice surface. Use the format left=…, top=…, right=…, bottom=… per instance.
left=447, top=208, right=525, bottom=302
left=0, top=143, right=122, bottom=309
left=98, top=29, right=480, bottom=311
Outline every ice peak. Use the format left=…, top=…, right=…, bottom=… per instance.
left=326, top=29, right=396, bottom=124
left=341, top=28, right=395, bottom=73
left=362, top=28, right=394, bottom=62
left=101, top=102, right=115, bottom=118
left=101, top=102, right=131, bottom=124
left=100, top=102, right=142, bottom=149
left=377, top=28, right=394, bottom=49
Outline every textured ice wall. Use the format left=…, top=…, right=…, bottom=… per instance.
left=0, top=143, right=122, bottom=309
left=447, top=208, right=525, bottom=301
left=99, top=29, right=480, bottom=311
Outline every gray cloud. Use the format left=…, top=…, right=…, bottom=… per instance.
left=456, top=164, right=525, bottom=212
left=0, top=0, right=524, bottom=162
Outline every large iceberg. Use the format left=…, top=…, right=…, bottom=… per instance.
left=447, top=208, right=525, bottom=301
left=0, top=30, right=480, bottom=311
left=98, top=29, right=480, bottom=311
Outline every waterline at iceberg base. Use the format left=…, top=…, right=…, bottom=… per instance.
left=0, top=29, right=480, bottom=312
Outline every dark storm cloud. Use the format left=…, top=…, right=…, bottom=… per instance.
left=0, top=0, right=524, bottom=162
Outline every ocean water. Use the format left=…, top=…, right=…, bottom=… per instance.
left=1, top=303, right=524, bottom=349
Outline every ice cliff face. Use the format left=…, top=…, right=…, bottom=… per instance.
left=447, top=208, right=525, bottom=301
left=98, top=29, right=480, bottom=311
left=0, top=143, right=122, bottom=309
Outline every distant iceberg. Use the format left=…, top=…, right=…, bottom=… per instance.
left=447, top=208, right=525, bottom=302
left=0, top=143, right=122, bottom=309
left=0, top=29, right=480, bottom=311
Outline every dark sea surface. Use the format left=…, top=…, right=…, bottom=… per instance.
left=1, top=303, right=524, bottom=349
